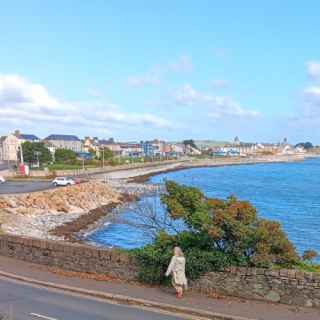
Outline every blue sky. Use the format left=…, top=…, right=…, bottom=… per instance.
left=1, top=1, right=320, bottom=143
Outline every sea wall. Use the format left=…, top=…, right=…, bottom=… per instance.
left=0, top=234, right=319, bottom=308
left=0, top=234, right=136, bottom=280
left=192, top=267, right=320, bottom=308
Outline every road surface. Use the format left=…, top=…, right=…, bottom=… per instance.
left=0, top=277, right=183, bottom=320
left=0, top=181, right=54, bottom=194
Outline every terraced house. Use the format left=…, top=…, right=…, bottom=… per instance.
left=44, top=134, right=82, bottom=152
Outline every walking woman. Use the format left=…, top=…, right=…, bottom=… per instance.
left=165, top=247, right=188, bottom=298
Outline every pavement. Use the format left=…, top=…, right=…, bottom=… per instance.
left=0, top=181, right=54, bottom=194
left=0, top=256, right=319, bottom=320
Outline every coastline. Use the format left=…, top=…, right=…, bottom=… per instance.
left=1, top=153, right=317, bottom=243
left=74, top=153, right=314, bottom=244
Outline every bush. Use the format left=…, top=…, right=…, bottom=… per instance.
left=132, top=231, right=236, bottom=284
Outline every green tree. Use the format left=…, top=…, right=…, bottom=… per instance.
left=133, top=181, right=301, bottom=284
left=99, top=147, right=113, bottom=161
left=21, top=142, right=52, bottom=165
left=182, top=139, right=198, bottom=149
left=161, top=181, right=298, bottom=267
left=54, top=148, right=77, bottom=163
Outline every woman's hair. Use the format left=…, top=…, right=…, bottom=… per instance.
left=174, top=246, right=184, bottom=257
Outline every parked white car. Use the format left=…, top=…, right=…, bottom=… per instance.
left=52, top=177, right=75, bottom=186
left=0, top=176, right=5, bottom=184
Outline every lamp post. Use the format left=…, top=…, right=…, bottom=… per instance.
left=19, top=142, right=24, bottom=164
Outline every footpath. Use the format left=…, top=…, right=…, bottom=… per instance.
left=0, top=255, right=318, bottom=320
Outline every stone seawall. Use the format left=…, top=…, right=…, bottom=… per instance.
left=192, top=267, right=320, bottom=308
left=0, top=234, right=137, bottom=280
left=0, top=234, right=319, bottom=308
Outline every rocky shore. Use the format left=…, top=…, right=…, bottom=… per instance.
left=0, top=182, right=122, bottom=240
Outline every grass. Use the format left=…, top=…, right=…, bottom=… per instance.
left=48, top=163, right=98, bottom=171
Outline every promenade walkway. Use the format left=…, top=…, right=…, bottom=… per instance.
left=0, top=256, right=318, bottom=320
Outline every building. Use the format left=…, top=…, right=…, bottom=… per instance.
left=120, top=143, right=143, bottom=157
left=0, top=134, right=20, bottom=161
left=169, top=143, right=184, bottom=157
left=82, top=136, right=101, bottom=157
left=14, top=130, right=40, bottom=143
left=44, top=134, right=82, bottom=152
left=99, top=139, right=122, bottom=157
left=141, top=139, right=168, bottom=157
left=141, top=141, right=155, bottom=157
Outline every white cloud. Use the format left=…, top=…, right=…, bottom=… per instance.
left=0, top=74, right=59, bottom=109
left=306, top=61, right=320, bottom=80
left=174, top=84, right=259, bottom=119
left=0, top=74, right=173, bottom=132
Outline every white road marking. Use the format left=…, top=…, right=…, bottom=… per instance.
left=30, top=313, right=60, bottom=320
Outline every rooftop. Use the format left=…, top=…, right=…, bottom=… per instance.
left=19, top=134, right=40, bottom=141
left=45, top=134, right=80, bottom=141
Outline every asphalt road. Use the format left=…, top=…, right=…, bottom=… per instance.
left=0, top=277, right=182, bottom=320
left=0, top=181, right=54, bottom=194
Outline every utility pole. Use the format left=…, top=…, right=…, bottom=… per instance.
left=34, top=151, right=41, bottom=168
left=102, top=148, right=105, bottom=168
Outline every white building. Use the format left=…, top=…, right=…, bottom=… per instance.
left=44, top=134, right=82, bottom=152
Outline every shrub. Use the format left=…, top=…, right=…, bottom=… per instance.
left=132, top=231, right=238, bottom=284
left=54, top=148, right=77, bottom=163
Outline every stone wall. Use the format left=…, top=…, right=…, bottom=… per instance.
left=192, top=266, right=320, bottom=308
left=1, top=234, right=319, bottom=309
left=0, top=234, right=137, bottom=280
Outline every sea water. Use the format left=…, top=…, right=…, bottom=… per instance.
left=87, top=158, right=320, bottom=260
